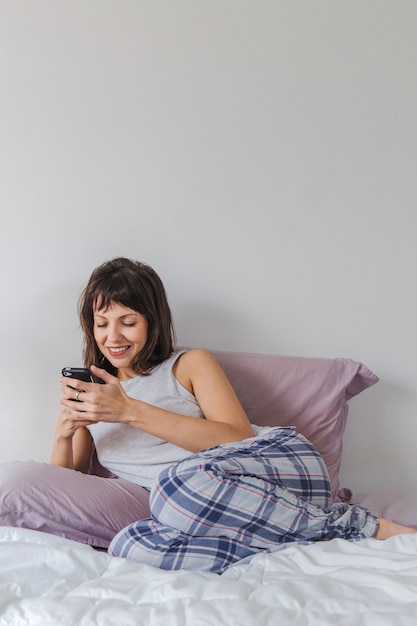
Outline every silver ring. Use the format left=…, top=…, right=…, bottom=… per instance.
left=75, top=390, right=81, bottom=401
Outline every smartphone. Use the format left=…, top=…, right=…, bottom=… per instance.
left=62, top=367, right=104, bottom=383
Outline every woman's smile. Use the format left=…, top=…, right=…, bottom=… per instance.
left=107, top=345, right=131, bottom=356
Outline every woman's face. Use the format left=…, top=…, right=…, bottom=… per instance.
left=93, top=301, right=149, bottom=380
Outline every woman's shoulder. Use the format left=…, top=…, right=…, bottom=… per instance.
left=148, top=349, right=212, bottom=375
left=175, top=348, right=215, bottom=366
left=172, top=349, right=217, bottom=395
left=173, top=348, right=220, bottom=377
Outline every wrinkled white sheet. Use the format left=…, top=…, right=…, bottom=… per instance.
left=1, top=526, right=417, bottom=626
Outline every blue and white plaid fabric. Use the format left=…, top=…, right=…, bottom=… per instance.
left=109, top=428, right=378, bottom=573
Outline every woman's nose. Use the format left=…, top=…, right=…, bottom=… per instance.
left=107, top=324, right=123, bottom=342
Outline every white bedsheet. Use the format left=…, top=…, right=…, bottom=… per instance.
left=1, top=526, right=416, bottom=625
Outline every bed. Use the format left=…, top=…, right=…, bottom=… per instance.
left=1, top=350, right=416, bottom=625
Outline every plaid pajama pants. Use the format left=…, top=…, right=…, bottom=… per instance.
left=109, top=427, right=378, bottom=573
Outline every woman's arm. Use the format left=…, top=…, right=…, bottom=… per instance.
left=50, top=407, right=93, bottom=472
left=59, top=349, right=254, bottom=453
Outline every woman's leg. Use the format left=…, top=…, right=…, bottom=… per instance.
left=109, top=429, right=378, bottom=572
left=0, top=461, right=150, bottom=548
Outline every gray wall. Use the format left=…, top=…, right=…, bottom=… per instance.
left=1, top=1, right=416, bottom=493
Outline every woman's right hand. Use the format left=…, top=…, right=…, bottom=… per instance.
left=54, top=406, right=95, bottom=440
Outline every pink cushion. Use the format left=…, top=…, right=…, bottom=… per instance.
left=211, top=350, right=379, bottom=501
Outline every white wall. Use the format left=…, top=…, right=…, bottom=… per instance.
left=1, top=1, right=416, bottom=494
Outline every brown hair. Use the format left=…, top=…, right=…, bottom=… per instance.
left=78, top=257, right=175, bottom=375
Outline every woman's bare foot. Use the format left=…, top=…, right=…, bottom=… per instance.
left=375, top=518, right=417, bottom=540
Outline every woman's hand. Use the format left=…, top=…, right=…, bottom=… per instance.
left=59, top=366, right=132, bottom=424
left=53, top=366, right=125, bottom=471
left=54, top=406, right=96, bottom=439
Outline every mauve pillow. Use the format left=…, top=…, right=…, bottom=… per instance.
left=211, top=350, right=379, bottom=501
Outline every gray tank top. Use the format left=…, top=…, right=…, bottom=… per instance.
left=88, top=350, right=204, bottom=489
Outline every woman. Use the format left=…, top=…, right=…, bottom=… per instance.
left=1, top=258, right=414, bottom=573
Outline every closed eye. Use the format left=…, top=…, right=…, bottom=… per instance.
left=95, top=322, right=135, bottom=328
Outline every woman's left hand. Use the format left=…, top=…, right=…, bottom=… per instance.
left=59, top=365, right=132, bottom=424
